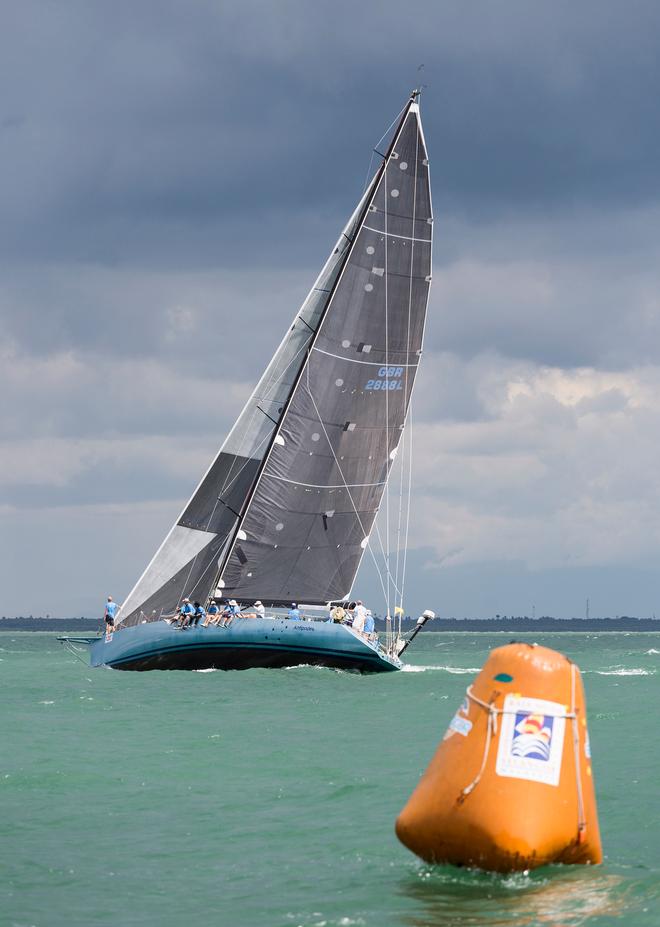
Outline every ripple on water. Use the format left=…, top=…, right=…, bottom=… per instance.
left=400, top=863, right=638, bottom=926
left=402, top=665, right=481, bottom=674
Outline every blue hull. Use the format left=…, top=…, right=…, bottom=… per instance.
left=89, top=619, right=401, bottom=673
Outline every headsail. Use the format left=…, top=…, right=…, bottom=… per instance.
left=220, top=96, right=432, bottom=605
left=116, top=153, right=379, bottom=626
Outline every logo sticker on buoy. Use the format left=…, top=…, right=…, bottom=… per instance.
left=447, top=714, right=472, bottom=737
left=443, top=697, right=473, bottom=739
left=496, top=695, right=566, bottom=786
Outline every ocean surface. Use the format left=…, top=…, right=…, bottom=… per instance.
left=2, top=631, right=659, bottom=927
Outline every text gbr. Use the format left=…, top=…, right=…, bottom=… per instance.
left=365, top=367, right=405, bottom=391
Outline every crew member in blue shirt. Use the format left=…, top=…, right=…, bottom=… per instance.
left=190, top=601, right=205, bottom=627
left=364, top=610, right=375, bottom=638
left=221, top=599, right=241, bottom=627
left=287, top=603, right=301, bottom=620
left=104, top=596, right=118, bottom=631
left=177, top=598, right=195, bottom=628
left=203, top=602, right=220, bottom=627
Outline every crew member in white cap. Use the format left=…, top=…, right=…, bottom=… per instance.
left=177, top=597, right=194, bottom=628
left=236, top=600, right=265, bottom=620
left=220, top=599, right=240, bottom=627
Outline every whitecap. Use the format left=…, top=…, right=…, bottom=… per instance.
left=594, top=668, right=653, bottom=676
left=194, top=668, right=218, bottom=673
left=646, top=648, right=660, bottom=654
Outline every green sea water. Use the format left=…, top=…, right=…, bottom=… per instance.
left=2, top=631, right=659, bottom=927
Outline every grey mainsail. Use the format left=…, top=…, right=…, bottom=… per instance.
left=117, top=93, right=431, bottom=626
left=220, top=98, right=432, bottom=605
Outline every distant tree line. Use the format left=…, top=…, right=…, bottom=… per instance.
left=374, top=615, right=660, bottom=632
left=0, top=617, right=101, bottom=631
left=2, top=614, right=659, bottom=632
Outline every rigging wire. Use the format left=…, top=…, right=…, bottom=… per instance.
left=393, top=411, right=407, bottom=613
left=384, top=159, right=391, bottom=623
left=362, top=101, right=408, bottom=195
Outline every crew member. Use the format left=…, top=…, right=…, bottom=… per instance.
left=222, top=599, right=241, bottom=627
left=104, top=596, right=118, bottom=631
left=177, top=598, right=195, bottom=627
left=330, top=604, right=346, bottom=623
left=364, top=609, right=375, bottom=638
left=203, top=602, right=220, bottom=627
left=190, top=601, right=205, bottom=627
left=352, top=601, right=367, bottom=635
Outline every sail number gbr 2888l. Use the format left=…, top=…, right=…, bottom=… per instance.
left=365, top=367, right=405, bottom=391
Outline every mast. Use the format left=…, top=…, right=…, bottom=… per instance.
left=212, top=93, right=422, bottom=600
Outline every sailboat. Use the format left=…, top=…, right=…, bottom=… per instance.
left=64, top=91, right=434, bottom=673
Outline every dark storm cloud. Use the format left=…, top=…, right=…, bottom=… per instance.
left=2, top=0, right=660, bottom=374
left=3, top=0, right=660, bottom=271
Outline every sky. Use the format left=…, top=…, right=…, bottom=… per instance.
left=2, top=0, right=660, bottom=619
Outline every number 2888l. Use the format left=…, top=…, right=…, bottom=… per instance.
left=365, top=367, right=404, bottom=391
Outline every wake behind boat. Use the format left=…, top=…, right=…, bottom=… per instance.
left=63, top=90, right=434, bottom=673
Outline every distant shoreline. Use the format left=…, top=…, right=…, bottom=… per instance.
left=2, top=616, right=659, bottom=632
left=379, top=616, right=660, bottom=632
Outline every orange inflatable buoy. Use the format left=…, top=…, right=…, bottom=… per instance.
left=396, top=643, right=602, bottom=871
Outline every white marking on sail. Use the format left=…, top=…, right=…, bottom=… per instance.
left=311, top=347, right=419, bottom=367
left=268, top=474, right=386, bottom=489
left=362, top=225, right=431, bottom=243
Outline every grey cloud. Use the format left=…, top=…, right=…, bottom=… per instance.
left=0, top=265, right=312, bottom=362
left=3, top=1, right=660, bottom=270
left=429, top=217, right=660, bottom=370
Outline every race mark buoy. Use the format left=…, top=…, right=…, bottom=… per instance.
left=396, top=643, right=602, bottom=871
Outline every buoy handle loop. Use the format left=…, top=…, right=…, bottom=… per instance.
left=465, top=685, right=577, bottom=719
left=458, top=690, right=500, bottom=802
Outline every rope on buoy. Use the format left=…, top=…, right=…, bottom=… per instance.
left=570, top=663, right=588, bottom=842
left=458, top=684, right=579, bottom=804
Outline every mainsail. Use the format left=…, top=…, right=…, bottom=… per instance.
left=117, top=93, right=431, bottom=626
